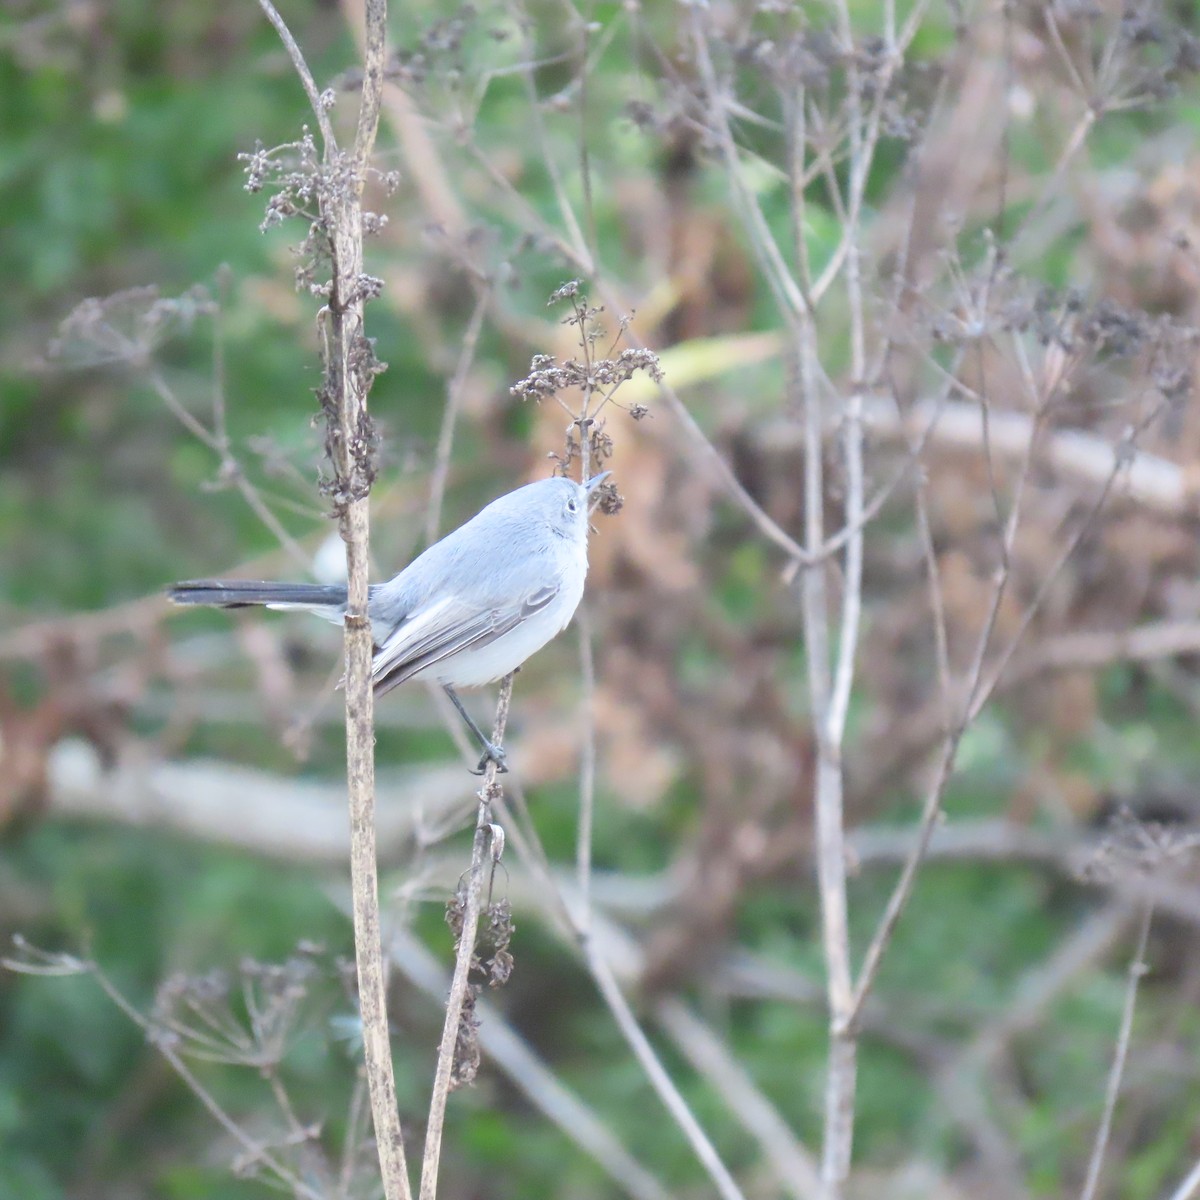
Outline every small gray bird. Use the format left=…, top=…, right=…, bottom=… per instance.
left=168, top=472, right=611, bottom=772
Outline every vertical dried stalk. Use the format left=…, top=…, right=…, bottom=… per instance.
left=574, top=605, right=598, bottom=929
left=585, top=945, right=748, bottom=1200
left=329, top=15, right=413, bottom=1194
left=258, top=0, right=409, bottom=1196
left=1167, top=1152, right=1200, bottom=1200
left=420, top=674, right=514, bottom=1200
left=424, top=286, right=491, bottom=543
left=796, top=330, right=857, bottom=1194
left=811, top=0, right=873, bottom=1177
left=1079, top=903, right=1154, bottom=1200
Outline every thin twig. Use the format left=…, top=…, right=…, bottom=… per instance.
left=813, top=0, right=872, bottom=1170
left=1079, top=902, right=1154, bottom=1200
left=424, top=286, right=491, bottom=543
left=584, top=943, right=748, bottom=1200
left=392, top=925, right=673, bottom=1200
left=1166, top=1154, right=1200, bottom=1200
left=146, top=367, right=312, bottom=571
left=575, top=603, right=598, bottom=930
left=655, top=999, right=824, bottom=1200
left=483, top=723, right=753, bottom=1200
left=256, top=0, right=336, bottom=151
left=848, top=426, right=1145, bottom=1026
left=420, top=674, right=514, bottom=1200
left=78, top=960, right=326, bottom=1200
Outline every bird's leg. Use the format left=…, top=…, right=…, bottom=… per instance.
left=443, top=683, right=508, bottom=774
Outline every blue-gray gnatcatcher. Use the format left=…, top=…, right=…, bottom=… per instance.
left=168, top=472, right=611, bottom=772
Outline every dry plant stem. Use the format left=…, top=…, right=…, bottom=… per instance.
left=420, top=674, right=514, bottom=1200
left=1167, top=1154, right=1200, bottom=1200
left=464, top=785, right=824, bottom=1198
left=687, top=20, right=875, bottom=1181
left=773, top=4, right=866, bottom=1173
left=575, top=603, right=598, bottom=929
left=584, top=942, right=748, bottom=1200
left=688, top=14, right=808, bottom=321
left=848, top=421, right=1140, bottom=1026
left=656, top=999, right=824, bottom=1200
left=257, top=0, right=336, bottom=148
left=391, top=926, right=672, bottom=1200
left=1079, top=902, right=1154, bottom=1200
left=419, top=777, right=818, bottom=1200
left=776, top=0, right=904, bottom=1168
left=70, top=960, right=324, bottom=1200
left=484, top=734, right=744, bottom=1195
left=424, top=285, right=490, bottom=543
left=793, top=336, right=856, bottom=1193
left=339, top=518, right=408, bottom=1200
left=259, top=1, right=408, bottom=1196
left=339, top=1073, right=370, bottom=1197
left=331, top=13, right=410, bottom=1194
left=816, top=66, right=869, bottom=1200
left=143, top=363, right=311, bottom=570
left=573, top=355, right=598, bottom=927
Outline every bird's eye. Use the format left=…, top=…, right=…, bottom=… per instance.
left=567, top=498, right=578, bottom=513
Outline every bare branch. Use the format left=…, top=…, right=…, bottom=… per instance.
left=585, top=943, right=748, bottom=1200
left=56, top=954, right=328, bottom=1200
left=1166, top=1153, right=1200, bottom=1200
left=574, top=604, right=599, bottom=929
left=257, top=2, right=408, bottom=1196
left=1080, top=903, right=1154, bottom=1200
left=656, top=999, right=824, bottom=1200
left=391, top=926, right=673, bottom=1200
left=145, top=366, right=313, bottom=571
left=420, top=674, right=514, bottom=1200
left=352, top=0, right=387, bottom=170
left=424, top=286, right=490, bottom=543
left=256, top=0, right=336, bottom=151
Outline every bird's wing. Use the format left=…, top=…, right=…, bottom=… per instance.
left=371, top=583, right=560, bottom=696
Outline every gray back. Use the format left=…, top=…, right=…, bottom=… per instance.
left=369, top=477, right=588, bottom=626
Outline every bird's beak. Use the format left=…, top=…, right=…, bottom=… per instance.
left=586, top=471, right=612, bottom=493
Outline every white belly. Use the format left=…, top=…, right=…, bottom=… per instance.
left=430, top=570, right=585, bottom=687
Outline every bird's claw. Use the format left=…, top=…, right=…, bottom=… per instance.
left=471, top=741, right=509, bottom=776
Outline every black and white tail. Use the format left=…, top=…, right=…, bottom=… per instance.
left=167, top=579, right=348, bottom=614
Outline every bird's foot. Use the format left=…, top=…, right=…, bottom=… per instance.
left=471, top=740, right=509, bottom=776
